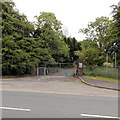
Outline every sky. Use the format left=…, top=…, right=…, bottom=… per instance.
left=13, top=0, right=120, bottom=41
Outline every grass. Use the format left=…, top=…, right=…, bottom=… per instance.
left=83, top=76, right=119, bottom=82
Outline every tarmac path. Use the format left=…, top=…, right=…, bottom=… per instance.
left=1, top=68, right=118, bottom=97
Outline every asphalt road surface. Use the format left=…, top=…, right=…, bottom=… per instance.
left=2, top=91, right=119, bottom=118
left=1, top=69, right=119, bottom=119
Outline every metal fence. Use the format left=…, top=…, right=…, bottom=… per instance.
left=83, top=66, right=119, bottom=79
left=37, top=63, right=76, bottom=76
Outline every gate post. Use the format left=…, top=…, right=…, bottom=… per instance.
left=31, top=64, right=37, bottom=75
left=76, top=58, right=83, bottom=76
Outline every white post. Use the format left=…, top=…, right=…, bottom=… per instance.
left=44, top=67, right=46, bottom=76
left=37, top=67, right=39, bottom=76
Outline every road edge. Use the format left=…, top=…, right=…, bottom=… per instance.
left=79, top=76, right=120, bottom=91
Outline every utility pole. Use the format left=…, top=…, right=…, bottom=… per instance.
left=106, top=53, right=108, bottom=63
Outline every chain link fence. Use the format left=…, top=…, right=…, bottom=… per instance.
left=83, top=66, right=119, bottom=80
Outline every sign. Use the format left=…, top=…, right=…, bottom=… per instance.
left=79, top=63, right=83, bottom=68
left=76, top=58, right=83, bottom=76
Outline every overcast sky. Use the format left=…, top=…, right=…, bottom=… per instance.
left=13, top=0, right=119, bottom=41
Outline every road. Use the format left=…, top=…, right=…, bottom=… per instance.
left=1, top=69, right=119, bottom=119
left=2, top=91, right=119, bottom=118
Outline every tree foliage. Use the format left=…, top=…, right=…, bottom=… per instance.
left=2, top=2, right=35, bottom=75
left=1, top=3, right=70, bottom=75
left=64, top=37, right=81, bottom=62
left=75, top=39, right=103, bottom=66
left=79, top=17, right=113, bottom=53
left=2, top=2, right=54, bottom=75
left=34, top=12, right=69, bottom=62
left=110, top=5, right=120, bottom=65
left=78, top=10, right=120, bottom=66
left=2, top=1, right=119, bottom=76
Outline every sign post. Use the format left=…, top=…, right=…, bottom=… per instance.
left=76, top=58, right=83, bottom=76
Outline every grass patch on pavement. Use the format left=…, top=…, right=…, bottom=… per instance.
left=83, top=76, right=119, bottom=82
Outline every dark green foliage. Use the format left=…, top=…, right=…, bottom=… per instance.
left=34, top=12, right=69, bottom=63
left=2, top=2, right=35, bottom=75
left=2, top=1, right=119, bottom=76
left=110, top=5, right=120, bottom=65
left=2, top=2, right=54, bottom=75
left=64, top=37, right=81, bottom=62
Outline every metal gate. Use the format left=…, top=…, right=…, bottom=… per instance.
left=37, top=63, right=76, bottom=76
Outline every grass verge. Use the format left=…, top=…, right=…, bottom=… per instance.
left=83, top=76, right=119, bottom=82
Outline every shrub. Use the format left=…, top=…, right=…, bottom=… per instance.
left=103, top=62, right=114, bottom=67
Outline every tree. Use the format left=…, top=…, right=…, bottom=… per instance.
left=78, top=17, right=115, bottom=65
left=101, top=4, right=120, bottom=66
left=2, top=2, right=36, bottom=75
left=79, top=17, right=113, bottom=53
left=34, top=12, right=69, bottom=62
left=75, top=39, right=103, bottom=66
left=63, top=37, right=81, bottom=62
left=110, top=5, right=120, bottom=65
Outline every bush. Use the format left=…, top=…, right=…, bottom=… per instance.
left=103, top=62, right=114, bottom=67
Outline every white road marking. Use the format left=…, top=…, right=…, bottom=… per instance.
left=81, top=113, right=120, bottom=119
left=0, top=107, right=30, bottom=112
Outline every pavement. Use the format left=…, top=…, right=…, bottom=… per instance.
left=79, top=76, right=120, bottom=91
left=1, top=75, right=118, bottom=98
